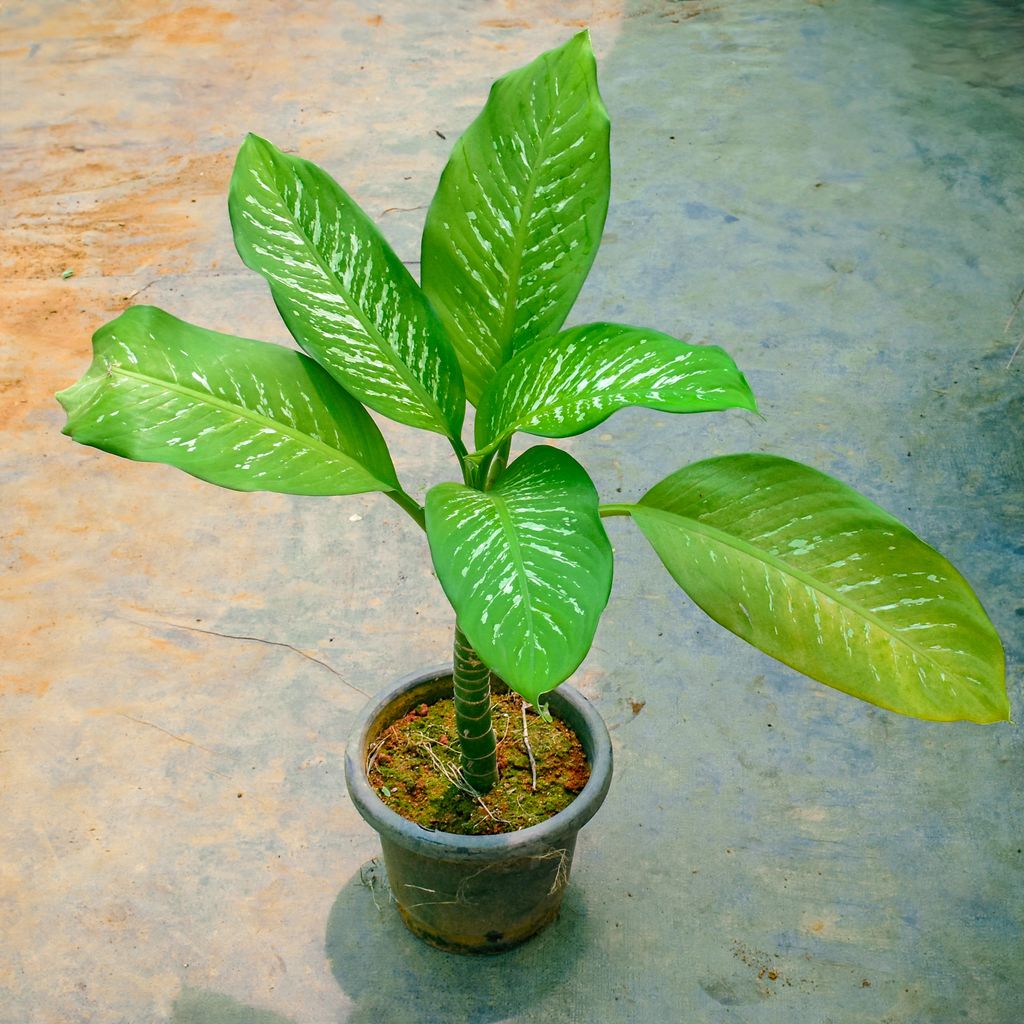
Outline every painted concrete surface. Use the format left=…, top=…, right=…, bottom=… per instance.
left=2, top=1, right=1021, bottom=1021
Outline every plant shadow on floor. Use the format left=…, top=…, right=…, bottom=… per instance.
left=171, top=987, right=296, bottom=1024
left=325, top=858, right=588, bottom=1024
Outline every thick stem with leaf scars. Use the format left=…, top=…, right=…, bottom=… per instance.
left=453, top=626, right=499, bottom=794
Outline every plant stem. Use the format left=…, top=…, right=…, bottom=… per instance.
left=449, top=435, right=480, bottom=488
left=598, top=502, right=635, bottom=518
left=483, top=438, right=511, bottom=491
left=452, top=626, right=498, bottom=794
left=386, top=489, right=426, bottom=531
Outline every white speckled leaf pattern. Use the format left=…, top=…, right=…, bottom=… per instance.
left=229, top=134, right=465, bottom=437
left=421, top=31, right=611, bottom=405
left=425, top=446, right=613, bottom=703
left=56, top=306, right=400, bottom=496
left=631, top=454, right=1008, bottom=723
left=473, top=322, right=758, bottom=453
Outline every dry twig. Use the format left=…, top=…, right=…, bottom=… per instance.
left=521, top=701, right=538, bottom=791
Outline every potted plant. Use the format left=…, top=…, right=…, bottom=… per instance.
left=57, top=32, right=1007, bottom=955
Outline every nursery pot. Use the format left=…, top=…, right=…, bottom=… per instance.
left=345, top=666, right=613, bottom=955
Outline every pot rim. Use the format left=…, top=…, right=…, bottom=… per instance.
left=345, top=664, right=613, bottom=859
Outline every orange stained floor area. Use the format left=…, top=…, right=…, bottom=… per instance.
left=2, top=2, right=1022, bottom=1022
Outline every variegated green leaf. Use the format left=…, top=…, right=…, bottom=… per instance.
left=473, top=322, right=757, bottom=454
left=627, top=454, right=1008, bottom=723
left=57, top=306, right=400, bottom=496
left=421, top=31, right=611, bottom=404
left=229, top=133, right=465, bottom=438
left=425, top=446, right=613, bottom=703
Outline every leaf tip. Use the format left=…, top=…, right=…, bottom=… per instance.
left=234, top=132, right=279, bottom=179
left=539, top=27, right=596, bottom=70
left=54, top=385, right=73, bottom=424
left=54, top=375, right=94, bottom=437
left=565, top=27, right=598, bottom=68
left=728, top=368, right=759, bottom=416
left=991, top=691, right=1013, bottom=725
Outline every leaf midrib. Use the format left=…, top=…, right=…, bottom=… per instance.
left=480, top=373, right=750, bottom=455
left=253, top=156, right=452, bottom=437
left=632, top=504, right=979, bottom=684
left=484, top=488, right=537, bottom=674
left=491, top=92, right=572, bottom=367
left=109, top=364, right=395, bottom=489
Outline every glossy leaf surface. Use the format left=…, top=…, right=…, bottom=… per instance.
left=421, top=31, right=611, bottom=404
left=230, top=134, right=465, bottom=437
left=629, top=454, right=1008, bottom=723
left=57, top=306, right=400, bottom=496
left=426, top=446, right=612, bottom=702
left=474, top=322, right=757, bottom=453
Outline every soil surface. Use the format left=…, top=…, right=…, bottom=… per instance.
left=367, top=692, right=591, bottom=835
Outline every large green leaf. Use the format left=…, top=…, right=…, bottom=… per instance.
left=627, top=454, right=1008, bottom=723
left=57, top=305, right=400, bottom=496
left=229, top=134, right=465, bottom=438
left=421, top=31, right=611, bottom=404
left=425, top=446, right=613, bottom=703
left=473, top=322, right=757, bottom=454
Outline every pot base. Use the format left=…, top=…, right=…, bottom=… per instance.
left=377, top=828, right=579, bottom=955
left=397, top=901, right=563, bottom=955
left=345, top=667, right=612, bottom=955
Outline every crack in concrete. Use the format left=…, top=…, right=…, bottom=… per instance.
left=123, top=617, right=371, bottom=696
left=116, top=712, right=223, bottom=759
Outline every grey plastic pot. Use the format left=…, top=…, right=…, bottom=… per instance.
left=344, top=665, right=613, bottom=955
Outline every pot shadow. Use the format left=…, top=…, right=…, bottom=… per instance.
left=325, top=858, right=588, bottom=1024
left=171, top=987, right=296, bottom=1024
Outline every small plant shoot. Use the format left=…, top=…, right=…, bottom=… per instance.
left=58, top=32, right=1008, bottom=799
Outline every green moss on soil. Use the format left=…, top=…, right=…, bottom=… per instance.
left=367, top=691, right=590, bottom=836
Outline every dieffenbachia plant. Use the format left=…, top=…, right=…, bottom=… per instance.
left=58, top=32, right=1008, bottom=795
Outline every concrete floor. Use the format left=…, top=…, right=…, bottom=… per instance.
left=2, top=1, right=1022, bottom=1021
